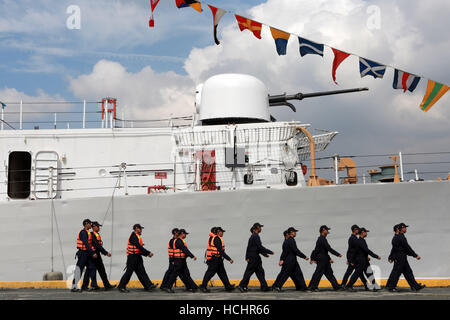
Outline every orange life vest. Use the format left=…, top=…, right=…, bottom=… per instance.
left=168, top=238, right=175, bottom=258
left=173, top=238, right=187, bottom=259
left=206, top=233, right=224, bottom=260
left=76, top=229, right=94, bottom=251
left=93, top=232, right=102, bottom=246
left=126, top=232, right=143, bottom=255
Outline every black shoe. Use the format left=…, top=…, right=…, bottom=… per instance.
left=412, top=284, right=426, bottom=292
left=373, top=288, right=380, bottom=292
left=225, top=284, right=236, bottom=292
left=345, top=286, right=356, bottom=292
left=104, top=285, right=117, bottom=291
left=118, top=287, right=129, bottom=293
left=334, top=285, right=345, bottom=291
left=149, top=283, right=158, bottom=290
left=88, top=286, right=101, bottom=292
left=387, top=288, right=399, bottom=292
left=186, top=288, right=197, bottom=293
left=70, top=288, right=81, bottom=293
left=161, top=287, right=175, bottom=293
left=364, top=286, right=370, bottom=291
left=200, top=287, right=210, bottom=293
left=272, top=286, right=282, bottom=292
left=310, top=288, right=319, bottom=292
left=261, top=287, right=270, bottom=292
left=237, top=286, right=247, bottom=293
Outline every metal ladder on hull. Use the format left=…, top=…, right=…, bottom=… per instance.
left=33, top=151, right=59, bottom=199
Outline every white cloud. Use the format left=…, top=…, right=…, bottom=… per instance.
left=0, top=87, right=65, bottom=107
left=183, top=0, right=450, bottom=157
left=0, top=87, right=69, bottom=129
left=68, top=60, right=195, bottom=120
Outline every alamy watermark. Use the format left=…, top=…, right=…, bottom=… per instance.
left=65, top=4, right=381, bottom=32
left=366, top=5, right=381, bottom=31
left=66, top=5, right=81, bottom=30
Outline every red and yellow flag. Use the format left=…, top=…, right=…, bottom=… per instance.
left=420, top=80, right=449, bottom=112
left=235, top=15, right=262, bottom=39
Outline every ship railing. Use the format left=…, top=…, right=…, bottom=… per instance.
left=0, top=159, right=286, bottom=198
left=314, top=151, right=450, bottom=185
left=0, top=100, right=194, bottom=130
left=1, top=152, right=450, bottom=198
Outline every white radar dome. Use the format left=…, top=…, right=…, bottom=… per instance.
left=198, top=74, right=270, bottom=125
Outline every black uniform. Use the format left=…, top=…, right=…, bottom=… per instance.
left=308, top=235, right=341, bottom=290
left=273, top=237, right=308, bottom=290
left=341, top=234, right=368, bottom=288
left=160, top=238, right=176, bottom=289
left=81, top=232, right=113, bottom=289
left=239, top=233, right=273, bottom=290
left=200, top=236, right=233, bottom=290
left=386, top=233, right=400, bottom=289
left=346, top=237, right=379, bottom=288
left=71, top=229, right=97, bottom=290
left=387, top=233, right=421, bottom=290
left=118, top=232, right=155, bottom=290
left=166, top=238, right=198, bottom=290
left=274, top=239, right=304, bottom=289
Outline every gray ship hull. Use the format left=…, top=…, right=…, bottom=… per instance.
left=0, top=181, right=449, bottom=282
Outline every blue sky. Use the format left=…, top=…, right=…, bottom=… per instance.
left=1, top=0, right=450, bottom=179
left=0, top=0, right=264, bottom=99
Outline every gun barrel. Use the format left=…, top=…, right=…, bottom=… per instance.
left=300, top=87, right=369, bottom=99
left=269, top=87, right=369, bottom=106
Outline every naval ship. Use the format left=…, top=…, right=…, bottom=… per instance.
left=0, top=74, right=449, bottom=284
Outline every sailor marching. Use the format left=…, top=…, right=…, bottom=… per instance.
left=70, top=220, right=426, bottom=293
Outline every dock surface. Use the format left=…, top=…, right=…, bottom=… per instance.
left=1, top=287, right=449, bottom=300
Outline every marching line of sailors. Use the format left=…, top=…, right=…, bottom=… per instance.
left=71, top=220, right=426, bottom=293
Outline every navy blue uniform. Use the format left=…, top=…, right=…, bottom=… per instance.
left=386, top=233, right=400, bottom=289
left=81, top=232, right=113, bottom=289
left=200, top=236, right=233, bottom=290
left=341, top=234, right=366, bottom=287
left=160, top=238, right=176, bottom=289
left=239, top=233, right=273, bottom=290
left=308, top=235, right=341, bottom=290
left=71, top=229, right=97, bottom=290
left=386, top=233, right=421, bottom=290
left=118, top=232, right=155, bottom=290
left=273, top=237, right=308, bottom=290
left=166, top=238, right=198, bottom=290
left=346, top=237, right=379, bottom=288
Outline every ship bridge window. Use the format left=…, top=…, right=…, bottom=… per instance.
left=8, top=151, right=32, bottom=199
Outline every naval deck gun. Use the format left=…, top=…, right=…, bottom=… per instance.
left=268, top=87, right=369, bottom=112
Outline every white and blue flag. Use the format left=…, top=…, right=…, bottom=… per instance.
left=298, top=37, right=324, bottom=57
left=359, top=57, right=386, bottom=79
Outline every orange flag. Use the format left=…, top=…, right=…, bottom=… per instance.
left=420, top=80, right=449, bottom=112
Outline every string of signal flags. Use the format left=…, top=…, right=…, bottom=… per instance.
left=148, top=0, right=449, bottom=113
